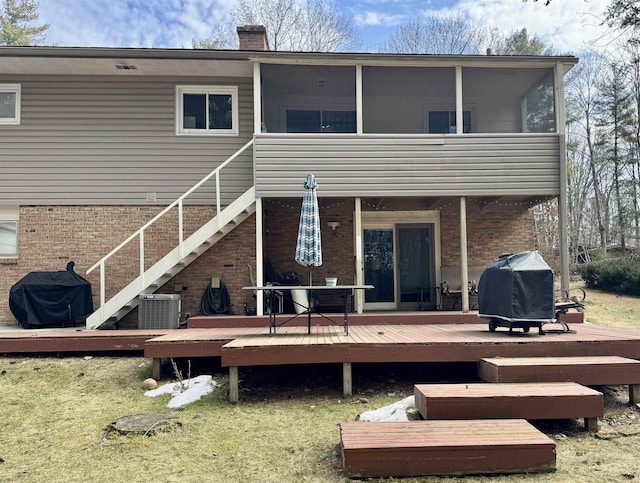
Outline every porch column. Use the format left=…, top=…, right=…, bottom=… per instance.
left=253, top=62, right=261, bottom=134
left=256, top=197, right=264, bottom=316
left=354, top=197, right=364, bottom=314
left=460, top=196, right=469, bottom=312
left=455, top=66, right=463, bottom=135
left=555, top=62, right=570, bottom=291
left=356, top=65, right=363, bottom=135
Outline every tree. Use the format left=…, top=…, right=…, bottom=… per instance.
left=566, top=51, right=610, bottom=253
left=493, top=28, right=554, bottom=56
left=192, top=25, right=236, bottom=49
left=380, top=14, right=498, bottom=54
left=230, top=0, right=357, bottom=52
left=0, top=0, right=49, bottom=46
left=605, top=0, right=640, bottom=30
left=596, top=61, right=635, bottom=252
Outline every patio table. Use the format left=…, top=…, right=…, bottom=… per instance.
left=242, top=285, right=373, bottom=335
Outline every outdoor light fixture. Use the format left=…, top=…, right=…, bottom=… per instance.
left=327, top=221, right=340, bottom=236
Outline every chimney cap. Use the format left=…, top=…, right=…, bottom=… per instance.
left=236, top=25, right=267, bottom=33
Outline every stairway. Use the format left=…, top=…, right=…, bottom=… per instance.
left=85, top=140, right=255, bottom=330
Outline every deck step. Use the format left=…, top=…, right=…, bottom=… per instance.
left=414, top=382, right=603, bottom=432
left=340, top=419, right=555, bottom=478
left=479, top=356, right=640, bottom=404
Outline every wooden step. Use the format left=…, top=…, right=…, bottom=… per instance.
left=479, top=356, right=640, bottom=404
left=415, top=382, right=603, bottom=432
left=340, top=419, right=555, bottom=478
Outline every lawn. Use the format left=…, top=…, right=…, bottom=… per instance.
left=1, top=283, right=639, bottom=482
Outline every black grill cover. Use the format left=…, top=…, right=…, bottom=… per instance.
left=478, top=251, right=554, bottom=323
left=9, top=262, right=94, bottom=328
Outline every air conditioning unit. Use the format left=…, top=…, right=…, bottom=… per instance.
left=138, top=294, right=181, bottom=329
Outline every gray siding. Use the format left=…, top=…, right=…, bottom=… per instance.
left=254, top=134, right=561, bottom=197
left=0, top=75, right=254, bottom=205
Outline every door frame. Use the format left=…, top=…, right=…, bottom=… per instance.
left=360, top=210, right=441, bottom=311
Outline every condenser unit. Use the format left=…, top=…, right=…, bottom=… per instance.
left=138, top=294, right=181, bottom=329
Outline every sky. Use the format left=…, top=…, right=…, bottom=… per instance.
left=37, top=0, right=616, bottom=54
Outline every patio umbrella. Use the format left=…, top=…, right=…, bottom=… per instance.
left=295, top=174, right=322, bottom=285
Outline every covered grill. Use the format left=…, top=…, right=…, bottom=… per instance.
left=9, top=262, right=94, bottom=329
left=478, top=251, right=555, bottom=334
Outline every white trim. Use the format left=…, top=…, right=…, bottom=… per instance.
left=0, top=83, right=21, bottom=125
left=175, top=85, right=239, bottom=136
left=253, top=62, right=262, bottom=134
left=0, top=205, right=19, bottom=258
left=360, top=210, right=441, bottom=311
left=355, top=64, right=363, bottom=135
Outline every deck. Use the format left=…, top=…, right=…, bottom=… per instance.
left=2, top=312, right=635, bottom=402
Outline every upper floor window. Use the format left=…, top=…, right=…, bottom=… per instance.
left=0, top=84, right=21, bottom=125
left=176, top=85, right=238, bottom=135
left=427, top=109, right=472, bottom=134
left=286, top=108, right=356, bottom=133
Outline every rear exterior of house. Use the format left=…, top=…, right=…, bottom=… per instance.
left=0, top=28, right=578, bottom=328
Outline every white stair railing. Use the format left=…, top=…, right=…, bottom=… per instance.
left=86, top=139, right=254, bottom=325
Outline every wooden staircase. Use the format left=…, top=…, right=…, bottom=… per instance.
left=85, top=140, right=255, bottom=329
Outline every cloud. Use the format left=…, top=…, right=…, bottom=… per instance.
left=354, top=11, right=405, bottom=27
left=39, top=0, right=237, bottom=48
left=426, top=0, right=612, bottom=54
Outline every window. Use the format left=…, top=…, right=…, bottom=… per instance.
left=0, top=221, right=18, bottom=257
left=176, top=86, right=238, bottom=135
left=427, top=109, right=472, bottom=134
left=286, top=109, right=356, bottom=133
left=0, top=84, right=21, bottom=125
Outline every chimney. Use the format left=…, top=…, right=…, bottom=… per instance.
left=237, top=25, right=270, bottom=51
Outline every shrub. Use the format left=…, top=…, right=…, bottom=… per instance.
left=580, top=256, right=640, bottom=296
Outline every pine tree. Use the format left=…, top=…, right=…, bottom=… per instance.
left=0, top=0, right=49, bottom=46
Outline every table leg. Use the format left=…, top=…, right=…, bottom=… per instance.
left=343, top=289, right=349, bottom=335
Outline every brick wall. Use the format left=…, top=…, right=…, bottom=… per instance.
left=0, top=206, right=256, bottom=326
left=1, top=199, right=534, bottom=326
left=440, top=199, right=535, bottom=266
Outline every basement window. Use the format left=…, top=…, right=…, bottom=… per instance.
left=0, top=84, right=21, bottom=125
left=0, top=221, right=18, bottom=258
left=176, top=85, right=238, bottom=136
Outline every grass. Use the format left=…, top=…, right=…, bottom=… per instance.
left=1, top=284, right=640, bottom=482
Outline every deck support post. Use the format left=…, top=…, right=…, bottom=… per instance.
left=229, top=366, right=239, bottom=403
left=152, top=358, right=161, bottom=380
left=584, top=417, right=598, bottom=433
left=343, top=362, right=352, bottom=397
left=630, top=384, right=639, bottom=405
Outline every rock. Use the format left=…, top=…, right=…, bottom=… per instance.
left=142, top=378, right=158, bottom=390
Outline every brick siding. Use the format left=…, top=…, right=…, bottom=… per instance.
left=0, top=206, right=256, bottom=327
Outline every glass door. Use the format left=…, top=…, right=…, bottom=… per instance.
left=363, top=223, right=435, bottom=311
left=397, top=225, right=434, bottom=310
left=363, top=227, right=396, bottom=310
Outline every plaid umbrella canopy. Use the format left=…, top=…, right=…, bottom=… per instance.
left=295, top=174, right=322, bottom=285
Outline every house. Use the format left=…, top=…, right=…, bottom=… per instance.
left=0, top=26, right=578, bottom=328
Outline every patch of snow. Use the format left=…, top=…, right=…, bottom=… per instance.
left=357, top=395, right=416, bottom=422
left=144, top=375, right=217, bottom=408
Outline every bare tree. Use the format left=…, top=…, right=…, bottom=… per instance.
left=566, top=51, right=610, bottom=253
left=0, top=0, right=49, bottom=46
left=380, top=14, right=499, bottom=55
left=192, top=25, right=237, bottom=49
left=231, top=0, right=357, bottom=52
